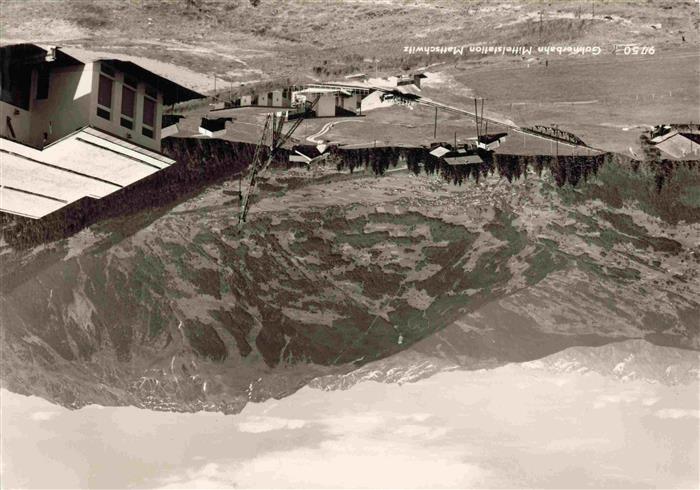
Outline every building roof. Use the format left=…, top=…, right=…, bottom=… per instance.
left=0, top=43, right=51, bottom=64
left=650, top=128, right=677, bottom=144
left=653, top=131, right=700, bottom=159
left=394, top=85, right=422, bottom=97
left=97, top=59, right=204, bottom=105
left=429, top=146, right=451, bottom=157
left=2, top=44, right=205, bottom=105
left=295, top=87, right=352, bottom=96
left=199, top=117, right=231, bottom=132
left=679, top=132, right=700, bottom=145
left=162, top=114, right=185, bottom=127
left=290, top=154, right=310, bottom=163
left=0, top=127, right=174, bottom=219
left=478, top=132, right=508, bottom=145
left=443, top=154, right=483, bottom=165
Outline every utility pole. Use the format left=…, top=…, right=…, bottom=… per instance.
left=474, top=98, right=479, bottom=139
left=433, top=106, right=438, bottom=139
left=480, top=98, right=485, bottom=135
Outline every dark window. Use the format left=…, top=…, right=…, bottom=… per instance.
left=100, top=63, right=115, bottom=77
left=36, top=66, right=50, bottom=100
left=120, top=117, right=133, bottom=129
left=142, top=96, right=155, bottom=127
left=144, top=84, right=157, bottom=99
left=121, top=85, right=135, bottom=118
left=98, top=74, right=113, bottom=110
left=123, top=74, right=137, bottom=89
left=142, top=95, right=156, bottom=138
left=0, top=64, right=32, bottom=109
left=96, top=107, right=111, bottom=120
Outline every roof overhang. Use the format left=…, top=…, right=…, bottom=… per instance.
left=0, top=44, right=206, bottom=105
left=0, top=43, right=49, bottom=66
left=99, top=59, right=204, bottom=105
left=295, top=88, right=352, bottom=96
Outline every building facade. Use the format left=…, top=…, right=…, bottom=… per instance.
left=0, top=43, right=203, bottom=219
left=1, top=44, right=202, bottom=152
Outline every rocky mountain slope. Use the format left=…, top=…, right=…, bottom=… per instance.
left=310, top=339, right=700, bottom=391
left=1, top=149, right=698, bottom=412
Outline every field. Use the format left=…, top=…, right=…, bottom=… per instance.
left=446, top=49, right=700, bottom=153
left=2, top=0, right=698, bottom=84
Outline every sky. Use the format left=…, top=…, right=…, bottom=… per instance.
left=1, top=361, right=698, bottom=490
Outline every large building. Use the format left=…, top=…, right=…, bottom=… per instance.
left=229, top=88, right=292, bottom=109
left=0, top=43, right=204, bottom=219
left=651, top=127, right=700, bottom=160
left=292, top=87, right=366, bottom=117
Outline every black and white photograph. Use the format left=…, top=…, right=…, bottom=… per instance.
left=0, top=1, right=699, bottom=488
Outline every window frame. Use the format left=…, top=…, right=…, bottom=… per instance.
left=120, top=76, right=137, bottom=130
left=141, top=92, right=157, bottom=139
left=96, top=65, right=115, bottom=121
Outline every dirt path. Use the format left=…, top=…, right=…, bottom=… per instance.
left=307, top=119, right=364, bottom=144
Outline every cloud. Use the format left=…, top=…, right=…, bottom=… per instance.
left=237, top=416, right=307, bottom=433
left=642, top=397, right=660, bottom=407
left=397, top=413, right=432, bottom=423
left=156, top=439, right=489, bottom=489
left=393, top=424, right=448, bottom=440
left=654, top=409, right=700, bottom=419
left=156, top=463, right=235, bottom=489
left=155, top=410, right=486, bottom=489
left=592, top=389, right=645, bottom=409
left=541, top=437, right=610, bottom=452
left=30, top=411, right=59, bottom=421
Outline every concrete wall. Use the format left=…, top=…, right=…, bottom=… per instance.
left=360, top=91, right=392, bottom=112
left=315, top=93, right=336, bottom=117
left=271, top=90, right=291, bottom=107
left=1, top=64, right=91, bottom=148
left=0, top=60, right=165, bottom=152
left=0, top=100, right=33, bottom=143
left=341, top=93, right=362, bottom=113
left=29, top=64, right=92, bottom=147
left=88, top=61, right=163, bottom=151
left=258, top=92, right=271, bottom=106
left=240, top=95, right=252, bottom=106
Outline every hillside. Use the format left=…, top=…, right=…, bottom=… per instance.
left=0, top=0, right=699, bottom=414
left=1, top=145, right=698, bottom=412
left=2, top=0, right=698, bottom=84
